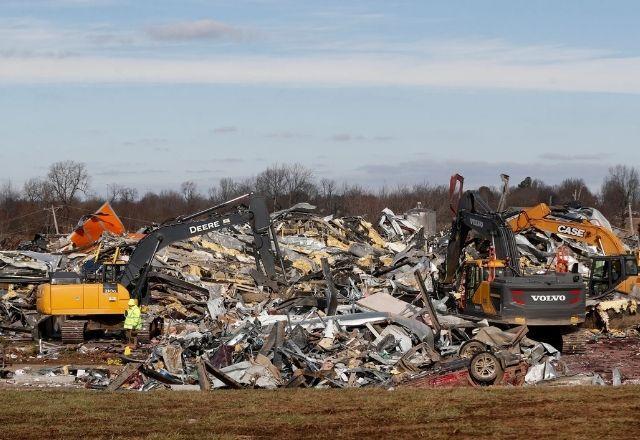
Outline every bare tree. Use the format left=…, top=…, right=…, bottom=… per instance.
left=601, top=165, right=640, bottom=226
left=207, top=186, right=220, bottom=203
left=319, top=178, right=337, bottom=215
left=210, top=177, right=256, bottom=203
left=47, top=161, right=90, bottom=205
left=284, top=163, right=314, bottom=205
left=180, top=181, right=199, bottom=204
left=218, top=178, right=239, bottom=200
left=555, top=178, right=597, bottom=206
left=236, top=177, right=256, bottom=195
left=0, top=180, right=19, bottom=205
left=107, top=183, right=138, bottom=203
left=106, top=183, right=120, bottom=203
left=11, top=159, right=640, bottom=240
left=119, top=186, right=138, bottom=203
left=256, top=164, right=289, bottom=208
left=508, top=177, right=555, bottom=207
left=320, top=178, right=336, bottom=199
left=23, top=178, right=45, bottom=203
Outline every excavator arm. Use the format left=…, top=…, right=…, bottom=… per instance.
left=119, top=194, right=278, bottom=299
left=35, top=193, right=282, bottom=343
left=507, top=203, right=629, bottom=255
left=442, top=173, right=586, bottom=331
left=445, top=175, right=521, bottom=283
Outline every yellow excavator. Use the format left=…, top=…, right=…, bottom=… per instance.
left=506, top=203, right=640, bottom=299
left=441, top=175, right=586, bottom=352
left=36, top=194, right=282, bottom=343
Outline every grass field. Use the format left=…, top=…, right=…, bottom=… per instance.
left=1, top=386, right=639, bottom=439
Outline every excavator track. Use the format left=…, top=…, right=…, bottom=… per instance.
left=137, top=316, right=160, bottom=344
left=61, top=320, right=87, bottom=344
left=561, top=329, right=592, bottom=354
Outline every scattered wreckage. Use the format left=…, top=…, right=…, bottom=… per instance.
left=1, top=182, right=639, bottom=391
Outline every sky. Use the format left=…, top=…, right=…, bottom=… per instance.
left=0, top=0, right=639, bottom=196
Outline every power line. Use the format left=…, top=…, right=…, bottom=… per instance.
left=65, top=204, right=155, bottom=225
left=0, top=208, right=49, bottom=226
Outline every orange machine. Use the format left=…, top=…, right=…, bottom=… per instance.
left=507, top=203, right=639, bottom=298
left=70, top=202, right=125, bottom=248
left=507, top=203, right=631, bottom=256
left=36, top=194, right=281, bottom=343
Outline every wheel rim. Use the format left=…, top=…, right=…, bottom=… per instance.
left=461, top=342, right=484, bottom=358
left=473, top=353, right=496, bottom=379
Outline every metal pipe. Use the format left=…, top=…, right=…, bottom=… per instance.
left=414, top=269, right=442, bottom=338
left=178, top=193, right=252, bottom=222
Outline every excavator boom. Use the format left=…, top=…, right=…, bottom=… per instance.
left=120, top=194, right=276, bottom=299
left=506, top=202, right=640, bottom=298
left=507, top=203, right=629, bottom=255
left=36, top=193, right=282, bottom=342
left=445, top=175, right=521, bottom=283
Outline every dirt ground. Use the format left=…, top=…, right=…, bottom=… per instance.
left=0, top=334, right=640, bottom=439
left=562, top=333, right=640, bottom=383
left=1, top=386, right=639, bottom=440
left=5, top=332, right=640, bottom=377
left=2, top=334, right=640, bottom=438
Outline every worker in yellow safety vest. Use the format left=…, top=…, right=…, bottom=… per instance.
left=124, top=299, right=142, bottom=346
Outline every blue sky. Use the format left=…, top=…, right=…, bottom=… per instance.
left=0, top=0, right=639, bottom=196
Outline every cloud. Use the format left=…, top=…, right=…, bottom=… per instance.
left=180, top=158, right=244, bottom=168
left=330, top=133, right=394, bottom=142
left=5, top=0, right=114, bottom=5
left=186, top=169, right=222, bottom=174
left=1, top=52, right=638, bottom=94
left=146, top=19, right=249, bottom=42
left=212, top=126, right=238, bottom=134
left=538, top=153, right=605, bottom=161
left=331, top=133, right=363, bottom=142
left=0, top=18, right=138, bottom=58
left=265, top=131, right=309, bottom=140
left=1, top=38, right=640, bottom=94
left=86, top=32, right=134, bottom=46
left=94, top=168, right=167, bottom=176
left=351, top=158, right=611, bottom=190
left=121, top=137, right=168, bottom=146
left=372, top=135, right=395, bottom=142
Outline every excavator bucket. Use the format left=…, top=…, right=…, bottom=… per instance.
left=70, top=202, right=126, bottom=248
left=449, top=174, right=464, bottom=217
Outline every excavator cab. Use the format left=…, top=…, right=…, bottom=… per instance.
left=590, top=255, right=639, bottom=297
left=460, top=259, right=507, bottom=317
left=100, top=263, right=126, bottom=284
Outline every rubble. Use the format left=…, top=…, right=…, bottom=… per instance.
left=69, top=201, right=126, bottom=249
left=1, top=198, right=639, bottom=391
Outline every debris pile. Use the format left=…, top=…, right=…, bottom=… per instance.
left=507, top=203, right=636, bottom=277
left=106, top=318, right=564, bottom=390
left=378, top=203, right=437, bottom=243
left=1, top=197, right=639, bottom=391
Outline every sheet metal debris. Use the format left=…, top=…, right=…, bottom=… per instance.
left=1, top=199, right=639, bottom=390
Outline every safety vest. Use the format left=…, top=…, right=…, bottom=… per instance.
left=124, top=305, right=142, bottom=330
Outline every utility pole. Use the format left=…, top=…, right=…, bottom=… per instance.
left=497, top=174, right=509, bottom=212
left=50, top=205, right=59, bottom=234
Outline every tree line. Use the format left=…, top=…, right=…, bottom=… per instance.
left=0, top=160, right=638, bottom=246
